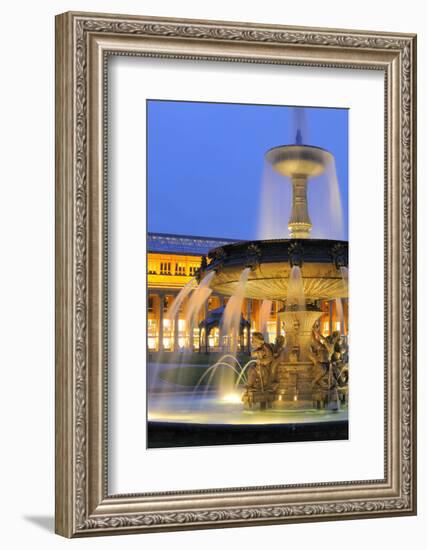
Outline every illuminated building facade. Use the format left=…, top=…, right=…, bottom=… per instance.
left=147, top=233, right=348, bottom=353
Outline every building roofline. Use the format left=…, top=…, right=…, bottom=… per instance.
left=148, top=250, right=203, bottom=257
left=147, top=231, right=246, bottom=243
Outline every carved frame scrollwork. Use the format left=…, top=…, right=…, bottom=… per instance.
left=55, top=11, right=416, bottom=537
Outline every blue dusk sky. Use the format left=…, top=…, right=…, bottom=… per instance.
left=147, top=100, right=348, bottom=241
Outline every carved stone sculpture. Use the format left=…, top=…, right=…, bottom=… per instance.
left=309, top=327, right=348, bottom=409
left=246, top=332, right=274, bottom=390
left=242, top=332, right=276, bottom=410
left=270, top=334, right=286, bottom=384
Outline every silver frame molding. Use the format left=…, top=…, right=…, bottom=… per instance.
left=55, top=11, right=417, bottom=538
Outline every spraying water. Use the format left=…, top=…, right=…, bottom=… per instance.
left=338, top=266, right=349, bottom=334
left=191, top=355, right=257, bottom=409
left=335, top=298, right=344, bottom=334
left=281, top=266, right=307, bottom=360
left=185, top=271, right=215, bottom=341
left=340, top=266, right=349, bottom=294
left=147, top=106, right=350, bottom=425
left=286, top=266, right=306, bottom=311
left=260, top=106, right=346, bottom=241
left=259, top=150, right=345, bottom=241
left=257, top=162, right=291, bottom=239
left=218, top=267, right=250, bottom=393
left=309, top=157, right=345, bottom=240
left=148, top=277, right=199, bottom=400
left=221, top=267, right=251, bottom=353
left=165, top=277, right=197, bottom=322
left=290, top=107, right=309, bottom=145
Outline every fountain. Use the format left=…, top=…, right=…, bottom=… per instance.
left=148, top=112, right=349, bottom=446
left=266, top=133, right=333, bottom=238
left=197, top=135, right=348, bottom=411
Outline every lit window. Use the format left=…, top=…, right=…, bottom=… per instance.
left=147, top=319, right=157, bottom=335
left=147, top=319, right=158, bottom=351
left=208, top=327, right=219, bottom=348
left=148, top=338, right=157, bottom=350
left=147, top=262, right=157, bottom=275
left=162, top=318, right=173, bottom=351
left=174, top=263, right=186, bottom=276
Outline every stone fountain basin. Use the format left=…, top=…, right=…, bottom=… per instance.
left=148, top=392, right=348, bottom=425
left=266, top=144, right=333, bottom=177
left=204, top=238, right=348, bottom=301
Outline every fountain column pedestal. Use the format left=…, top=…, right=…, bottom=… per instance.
left=272, top=362, right=315, bottom=410
left=289, top=175, right=312, bottom=238
left=271, top=309, right=323, bottom=409
left=279, top=309, right=323, bottom=362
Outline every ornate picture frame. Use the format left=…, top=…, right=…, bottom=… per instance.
left=55, top=11, right=416, bottom=537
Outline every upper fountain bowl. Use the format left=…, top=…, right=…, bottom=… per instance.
left=201, top=238, right=348, bottom=302
left=266, top=144, right=333, bottom=178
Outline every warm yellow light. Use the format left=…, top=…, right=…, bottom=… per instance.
left=222, top=393, right=242, bottom=404
left=322, top=321, right=329, bottom=335
left=148, top=338, right=157, bottom=350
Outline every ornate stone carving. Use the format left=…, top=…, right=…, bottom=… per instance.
left=245, top=332, right=274, bottom=390
left=74, top=18, right=89, bottom=528
left=81, top=496, right=408, bottom=531
left=195, top=255, right=208, bottom=283
left=331, top=242, right=348, bottom=269
left=310, top=328, right=349, bottom=409
left=288, top=240, right=304, bottom=268
left=210, top=246, right=227, bottom=261
left=245, top=243, right=262, bottom=270
left=68, top=15, right=415, bottom=533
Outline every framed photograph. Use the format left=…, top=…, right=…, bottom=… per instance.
left=55, top=11, right=417, bottom=537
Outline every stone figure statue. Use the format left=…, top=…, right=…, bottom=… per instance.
left=309, top=326, right=349, bottom=409
left=246, top=332, right=274, bottom=391
left=272, top=334, right=286, bottom=357
left=270, top=334, right=285, bottom=384
left=330, top=335, right=349, bottom=390
left=309, top=344, right=330, bottom=390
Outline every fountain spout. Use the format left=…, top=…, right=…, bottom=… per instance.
left=265, top=143, right=333, bottom=239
